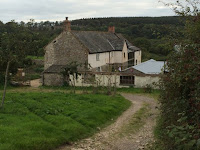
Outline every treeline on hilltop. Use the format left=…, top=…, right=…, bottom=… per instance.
left=0, top=20, right=62, bottom=57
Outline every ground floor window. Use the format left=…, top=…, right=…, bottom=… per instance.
left=120, top=76, right=135, bottom=85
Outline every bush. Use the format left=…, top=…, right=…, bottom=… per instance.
left=156, top=2, right=200, bottom=150
left=159, top=44, right=200, bottom=150
left=143, top=84, right=152, bottom=93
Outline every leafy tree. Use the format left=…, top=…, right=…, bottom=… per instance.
left=62, top=62, right=80, bottom=94
left=158, top=0, right=200, bottom=149
left=0, top=32, right=18, bottom=108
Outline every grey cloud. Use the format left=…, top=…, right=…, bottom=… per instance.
left=0, top=0, right=174, bottom=23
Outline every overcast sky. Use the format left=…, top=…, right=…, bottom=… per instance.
left=0, top=0, right=175, bottom=23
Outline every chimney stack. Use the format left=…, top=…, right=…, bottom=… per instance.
left=64, top=17, right=71, bottom=31
left=108, top=26, right=115, bottom=33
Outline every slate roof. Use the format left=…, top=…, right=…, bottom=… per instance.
left=43, top=65, right=66, bottom=73
left=72, top=31, right=140, bottom=54
left=126, top=59, right=165, bottom=75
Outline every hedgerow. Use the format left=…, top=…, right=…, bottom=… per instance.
left=158, top=1, right=200, bottom=149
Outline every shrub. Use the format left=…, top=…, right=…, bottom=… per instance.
left=159, top=43, right=200, bottom=150
left=143, top=84, right=152, bottom=93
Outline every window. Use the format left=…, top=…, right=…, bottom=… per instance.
left=136, top=60, right=137, bottom=65
left=120, top=76, right=135, bottom=85
left=96, top=53, right=100, bottom=61
left=124, top=52, right=126, bottom=58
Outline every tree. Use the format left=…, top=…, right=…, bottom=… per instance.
left=0, top=32, right=16, bottom=109
left=62, top=62, right=80, bottom=94
left=158, top=0, right=200, bottom=149
left=0, top=22, right=27, bottom=108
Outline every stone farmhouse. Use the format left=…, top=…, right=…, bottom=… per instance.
left=43, top=17, right=142, bottom=86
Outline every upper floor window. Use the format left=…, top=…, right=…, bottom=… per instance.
left=96, top=53, right=100, bottom=61
left=124, top=52, right=125, bottom=58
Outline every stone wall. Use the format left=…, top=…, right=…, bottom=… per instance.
left=43, top=73, right=64, bottom=86
left=44, top=31, right=88, bottom=70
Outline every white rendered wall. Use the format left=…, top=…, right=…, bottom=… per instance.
left=70, top=74, right=160, bottom=89
left=134, top=50, right=142, bottom=65
left=122, top=42, right=128, bottom=63
left=69, top=74, right=128, bottom=88
left=88, top=42, right=128, bottom=68
left=88, top=52, right=110, bottom=68
left=134, top=76, right=160, bottom=89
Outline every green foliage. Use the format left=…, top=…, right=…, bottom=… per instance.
left=63, top=61, right=80, bottom=79
left=159, top=44, right=200, bottom=150
left=26, top=55, right=44, bottom=60
left=0, top=92, right=131, bottom=150
left=143, top=84, right=153, bottom=93
left=0, top=73, right=4, bottom=85
left=157, top=1, right=200, bottom=149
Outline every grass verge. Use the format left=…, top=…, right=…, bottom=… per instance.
left=0, top=92, right=131, bottom=150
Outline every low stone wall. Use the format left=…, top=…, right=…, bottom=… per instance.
left=43, top=73, right=64, bottom=86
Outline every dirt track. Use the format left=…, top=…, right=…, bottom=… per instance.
left=30, top=79, right=41, bottom=88
left=57, top=93, right=158, bottom=150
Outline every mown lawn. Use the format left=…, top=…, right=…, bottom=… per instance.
left=0, top=92, right=131, bottom=150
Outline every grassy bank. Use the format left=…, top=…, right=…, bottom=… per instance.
left=0, top=92, right=131, bottom=150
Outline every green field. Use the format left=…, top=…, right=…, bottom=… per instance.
left=0, top=92, right=131, bottom=150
